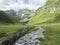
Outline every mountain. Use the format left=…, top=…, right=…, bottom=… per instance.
left=17, top=9, right=36, bottom=21
left=29, top=0, right=60, bottom=24
left=0, top=9, right=35, bottom=24
left=0, top=11, right=20, bottom=24
left=5, top=10, right=17, bottom=16
left=5, top=9, right=35, bottom=21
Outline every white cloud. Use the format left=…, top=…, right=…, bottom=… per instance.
left=0, top=0, right=47, bottom=11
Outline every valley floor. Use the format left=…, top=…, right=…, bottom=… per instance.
left=40, top=23, right=60, bottom=45
left=0, top=23, right=60, bottom=45
left=0, top=24, right=29, bottom=40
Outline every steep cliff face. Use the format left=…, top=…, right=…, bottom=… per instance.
left=29, top=0, right=60, bottom=24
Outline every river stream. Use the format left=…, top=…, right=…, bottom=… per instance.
left=15, top=28, right=45, bottom=45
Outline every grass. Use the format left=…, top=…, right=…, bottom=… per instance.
left=40, top=23, right=60, bottom=45
left=0, top=24, right=38, bottom=41
left=0, top=24, right=23, bottom=35
left=0, top=24, right=30, bottom=40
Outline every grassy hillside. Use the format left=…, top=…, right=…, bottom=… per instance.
left=28, top=0, right=60, bottom=45
left=29, top=0, right=60, bottom=24
left=0, top=11, right=20, bottom=24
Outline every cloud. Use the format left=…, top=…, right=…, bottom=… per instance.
left=0, top=0, right=47, bottom=11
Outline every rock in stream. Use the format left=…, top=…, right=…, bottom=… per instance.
left=15, top=28, right=45, bottom=45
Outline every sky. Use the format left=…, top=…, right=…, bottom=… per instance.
left=0, top=0, right=47, bottom=11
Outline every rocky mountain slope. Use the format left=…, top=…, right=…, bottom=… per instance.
left=29, top=0, right=60, bottom=24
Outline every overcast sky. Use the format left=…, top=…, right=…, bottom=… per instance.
left=0, top=0, right=47, bottom=11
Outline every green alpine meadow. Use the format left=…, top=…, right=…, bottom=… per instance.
left=0, top=0, right=60, bottom=45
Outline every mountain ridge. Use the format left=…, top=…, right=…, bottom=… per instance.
left=29, top=0, right=60, bottom=24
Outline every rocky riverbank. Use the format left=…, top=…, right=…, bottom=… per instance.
left=14, top=28, right=45, bottom=45
left=0, top=26, right=35, bottom=45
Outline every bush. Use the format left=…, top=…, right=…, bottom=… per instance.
left=0, top=31, right=8, bottom=38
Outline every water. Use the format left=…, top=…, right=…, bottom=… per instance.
left=15, top=28, right=45, bottom=45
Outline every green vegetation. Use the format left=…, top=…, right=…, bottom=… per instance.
left=0, top=11, right=20, bottom=24
left=0, top=24, right=25, bottom=40
left=29, top=7, right=60, bottom=25
left=0, top=0, right=60, bottom=45
left=29, top=0, right=60, bottom=24
left=28, top=0, right=60, bottom=45
left=41, top=23, right=60, bottom=45
left=0, top=11, right=30, bottom=40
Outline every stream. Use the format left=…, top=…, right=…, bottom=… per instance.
left=14, top=28, right=45, bottom=45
